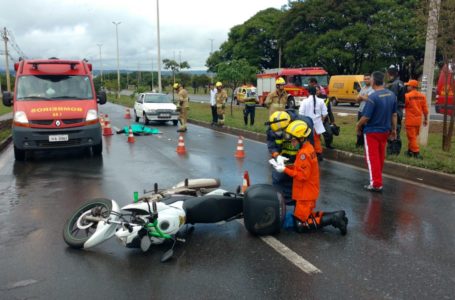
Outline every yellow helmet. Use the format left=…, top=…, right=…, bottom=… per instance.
left=285, top=120, right=311, bottom=139
left=173, top=83, right=180, bottom=89
left=269, top=111, right=291, bottom=132
left=215, top=81, right=223, bottom=87
left=275, top=77, right=285, bottom=85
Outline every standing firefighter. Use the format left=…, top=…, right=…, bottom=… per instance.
left=173, top=83, right=189, bottom=132
left=215, top=81, right=228, bottom=126
left=270, top=120, right=348, bottom=235
left=243, top=89, right=259, bottom=126
left=265, top=77, right=288, bottom=115
left=404, top=79, right=429, bottom=159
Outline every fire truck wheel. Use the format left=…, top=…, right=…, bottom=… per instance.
left=331, top=97, right=339, bottom=106
left=14, top=146, right=26, bottom=161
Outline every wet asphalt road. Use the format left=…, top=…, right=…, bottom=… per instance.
left=0, top=102, right=454, bottom=300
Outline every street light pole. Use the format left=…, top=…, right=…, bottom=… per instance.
left=96, top=43, right=103, bottom=85
left=156, top=0, right=162, bottom=93
left=209, top=38, right=214, bottom=83
left=112, top=21, right=121, bottom=99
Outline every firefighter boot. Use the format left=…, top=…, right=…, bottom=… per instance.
left=293, top=216, right=318, bottom=233
left=320, top=211, right=348, bottom=235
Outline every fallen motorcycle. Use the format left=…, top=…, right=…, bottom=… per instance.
left=63, top=178, right=285, bottom=262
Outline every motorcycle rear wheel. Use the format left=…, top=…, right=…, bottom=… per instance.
left=63, top=198, right=113, bottom=249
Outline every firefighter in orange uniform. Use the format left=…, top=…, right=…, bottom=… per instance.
left=271, top=120, right=348, bottom=235
left=404, top=79, right=429, bottom=159
left=265, top=77, right=288, bottom=115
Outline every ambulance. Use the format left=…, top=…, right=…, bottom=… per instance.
left=1, top=58, right=106, bottom=160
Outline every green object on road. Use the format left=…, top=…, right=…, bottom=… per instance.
left=133, top=191, right=139, bottom=203
left=119, top=123, right=161, bottom=135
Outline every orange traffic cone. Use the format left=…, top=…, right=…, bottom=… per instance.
left=234, top=136, right=245, bottom=158
left=127, top=126, right=135, bottom=143
left=241, top=170, right=250, bottom=193
left=176, top=133, right=187, bottom=154
left=124, top=108, right=131, bottom=119
left=103, top=114, right=113, bottom=136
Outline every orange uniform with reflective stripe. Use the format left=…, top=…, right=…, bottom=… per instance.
left=405, top=90, right=429, bottom=152
left=405, top=90, right=428, bottom=127
left=284, top=141, right=321, bottom=223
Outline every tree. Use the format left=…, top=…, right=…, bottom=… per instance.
left=206, top=8, right=284, bottom=71
left=215, top=59, right=258, bottom=115
left=162, top=58, right=190, bottom=84
left=277, top=0, right=424, bottom=76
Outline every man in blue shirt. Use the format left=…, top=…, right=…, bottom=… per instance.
left=356, top=71, right=397, bottom=192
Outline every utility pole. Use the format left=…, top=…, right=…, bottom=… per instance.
left=97, top=43, right=103, bottom=85
left=209, top=38, right=214, bottom=83
left=112, top=21, right=121, bottom=99
left=151, top=58, right=154, bottom=91
left=137, top=62, right=141, bottom=87
left=420, top=0, right=440, bottom=146
left=156, top=0, right=162, bottom=93
left=2, top=27, right=11, bottom=92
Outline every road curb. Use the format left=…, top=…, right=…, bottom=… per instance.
left=188, top=119, right=455, bottom=192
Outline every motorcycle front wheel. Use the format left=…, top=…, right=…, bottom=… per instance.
left=63, top=198, right=113, bottom=249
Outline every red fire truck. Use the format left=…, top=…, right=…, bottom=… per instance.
left=256, top=67, right=329, bottom=108
left=2, top=58, right=106, bottom=160
left=435, top=63, right=454, bottom=116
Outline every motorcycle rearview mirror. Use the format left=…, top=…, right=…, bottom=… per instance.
left=154, top=183, right=158, bottom=194
left=236, top=185, right=241, bottom=194
left=161, top=249, right=174, bottom=263
left=184, top=178, right=188, bottom=187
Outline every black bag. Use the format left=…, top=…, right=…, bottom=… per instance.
left=243, top=184, right=285, bottom=236
left=330, top=124, right=340, bottom=136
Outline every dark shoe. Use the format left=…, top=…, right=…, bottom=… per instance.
left=413, top=152, right=423, bottom=159
left=293, top=216, right=317, bottom=233
left=406, top=150, right=413, bottom=157
left=363, top=184, right=383, bottom=193
left=320, top=211, right=348, bottom=235
left=177, top=128, right=187, bottom=132
left=317, top=153, right=324, bottom=162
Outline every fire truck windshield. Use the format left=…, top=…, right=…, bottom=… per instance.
left=16, top=75, right=93, bottom=100
left=289, top=75, right=329, bottom=87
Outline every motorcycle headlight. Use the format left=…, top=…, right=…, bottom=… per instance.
left=14, top=111, right=29, bottom=124
left=85, top=109, right=98, bottom=121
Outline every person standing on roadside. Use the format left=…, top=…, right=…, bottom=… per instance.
left=386, top=65, right=406, bottom=155
left=356, top=74, right=374, bottom=147
left=215, top=81, right=227, bottom=127
left=173, top=83, right=189, bottom=132
left=356, top=71, right=397, bottom=192
left=209, top=83, right=217, bottom=126
left=309, top=77, right=327, bottom=97
left=299, top=86, right=327, bottom=161
left=404, top=79, right=429, bottom=159
left=265, top=77, right=288, bottom=115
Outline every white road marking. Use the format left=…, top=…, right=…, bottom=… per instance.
left=259, top=236, right=322, bottom=274
left=236, top=219, right=321, bottom=274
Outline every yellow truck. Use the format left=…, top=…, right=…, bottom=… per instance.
left=328, top=75, right=365, bottom=106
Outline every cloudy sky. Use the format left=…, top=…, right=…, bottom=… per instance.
left=0, top=0, right=286, bottom=72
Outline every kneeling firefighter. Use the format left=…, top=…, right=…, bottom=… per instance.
left=266, top=110, right=314, bottom=202
left=271, top=120, right=348, bottom=235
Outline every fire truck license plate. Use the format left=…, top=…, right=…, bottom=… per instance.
left=49, top=134, right=69, bottom=142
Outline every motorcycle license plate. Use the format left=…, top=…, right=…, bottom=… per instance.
left=49, top=134, right=69, bottom=142
left=158, top=113, right=170, bottom=118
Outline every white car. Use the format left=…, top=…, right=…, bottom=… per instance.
left=134, top=92, right=179, bottom=125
